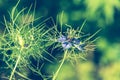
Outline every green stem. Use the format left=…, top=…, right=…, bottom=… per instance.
left=9, top=54, right=21, bottom=80
left=52, top=50, right=68, bottom=80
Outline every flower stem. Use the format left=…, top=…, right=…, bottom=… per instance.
left=52, top=50, right=68, bottom=80
left=9, top=54, right=21, bottom=80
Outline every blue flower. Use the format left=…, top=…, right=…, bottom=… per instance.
left=57, top=35, right=86, bottom=51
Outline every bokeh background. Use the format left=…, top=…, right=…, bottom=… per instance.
left=0, top=0, right=120, bottom=80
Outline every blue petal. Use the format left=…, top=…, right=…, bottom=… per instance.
left=62, top=42, right=72, bottom=49
left=58, top=35, right=67, bottom=43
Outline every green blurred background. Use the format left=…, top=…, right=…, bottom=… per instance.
left=0, top=0, right=120, bottom=80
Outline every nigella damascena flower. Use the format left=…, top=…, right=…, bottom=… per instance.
left=57, top=35, right=85, bottom=51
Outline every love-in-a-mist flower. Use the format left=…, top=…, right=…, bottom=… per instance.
left=57, top=35, right=86, bottom=51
